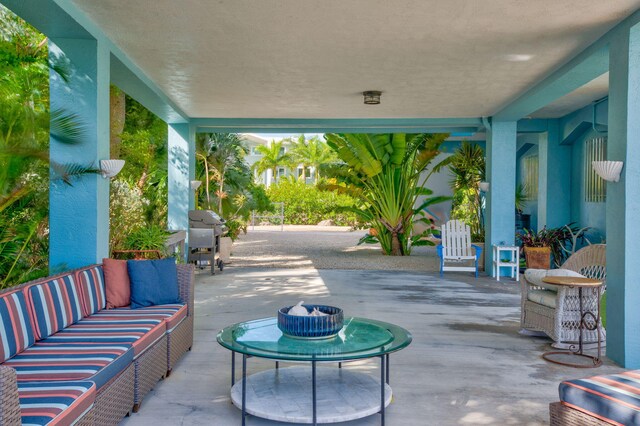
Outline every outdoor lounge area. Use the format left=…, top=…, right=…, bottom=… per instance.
left=118, top=264, right=621, bottom=425
left=2, top=0, right=640, bottom=425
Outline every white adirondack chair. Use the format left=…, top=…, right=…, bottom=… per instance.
left=436, top=220, right=482, bottom=277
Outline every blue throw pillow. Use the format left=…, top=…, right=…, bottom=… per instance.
left=127, top=258, right=180, bottom=309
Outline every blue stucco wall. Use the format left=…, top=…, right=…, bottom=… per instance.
left=570, top=128, right=607, bottom=243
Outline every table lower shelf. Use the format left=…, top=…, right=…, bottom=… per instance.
left=230, top=366, right=392, bottom=424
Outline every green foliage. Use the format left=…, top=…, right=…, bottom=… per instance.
left=324, top=133, right=449, bottom=255
left=109, top=180, right=147, bottom=251
left=108, top=94, right=169, bottom=252
left=224, top=218, right=247, bottom=241
left=0, top=7, right=52, bottom=287
left=121, top=225, right=170, bottom=252
left=267, top=178, right=359, bottom=226
left=195, top=133, right=272, bottom=237
left=449, top=142, right=485, bottom=241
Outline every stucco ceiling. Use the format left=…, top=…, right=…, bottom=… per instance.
left=530, top=73, right=609, bottom=118
left=71, top=0, right=639, bottom=119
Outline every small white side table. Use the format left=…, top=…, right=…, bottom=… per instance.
left=492, top=245, right=520, bottom=281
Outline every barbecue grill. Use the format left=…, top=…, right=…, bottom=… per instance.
left=187, top=210, right=228, bottom=274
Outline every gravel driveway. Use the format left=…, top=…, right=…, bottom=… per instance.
left=229, top=225, right=442, bottom=271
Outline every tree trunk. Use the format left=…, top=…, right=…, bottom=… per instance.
left=390, top=232, right=402, bottom=256
left=109, top=86, right=126, bottom=158
left=218, top=171, right=225, bottom=215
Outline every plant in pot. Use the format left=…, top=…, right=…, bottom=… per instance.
left=517, top=223, right=586, bottom=269
left=518, top=228, right=552, bottom=269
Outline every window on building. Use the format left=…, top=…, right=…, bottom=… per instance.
left=585, top=137, right=607, bottom=203
left=277, top=167, right=286, bottom=177
left=522, top=155, right=539, bottom=200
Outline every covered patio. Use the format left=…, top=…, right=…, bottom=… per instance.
left=122, top=267, right=621, bottom=425
left=2, top=0, right=640, bottom=424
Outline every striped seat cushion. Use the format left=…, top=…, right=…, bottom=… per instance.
left=559, top=370, right=640, bottom=425
left=39, top=317, right=166, bottom=357
left=76, top=265, right=106, bottom=317
left=25, top=275, right=84, bottom=341
left=106, top=304, right=188, bottom=331
left=4, top=343, right=133, bottom=389
left=0, top=290, right=35, bottom=363
left=18, top=380, right=95, bottom=426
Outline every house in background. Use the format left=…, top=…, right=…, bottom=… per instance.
left=242, top=133, right=316, bottom=187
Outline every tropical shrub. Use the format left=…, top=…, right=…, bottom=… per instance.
left=449, top=142, right=485, bottom=241
left=324, top=133, right=450, bottom=255
left=109, top=179, right=147, bottom=251
left=267, top=178, right=359, bottom=226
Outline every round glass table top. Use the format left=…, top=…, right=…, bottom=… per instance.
left=217, top=317, right=412, bottom=361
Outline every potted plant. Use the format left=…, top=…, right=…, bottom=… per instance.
left=517, top=224, right=585, bottom=269
left=518, top=228, right=552, bottom=269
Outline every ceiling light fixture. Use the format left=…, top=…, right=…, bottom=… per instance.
left=363, top=91, right=382, bottom=105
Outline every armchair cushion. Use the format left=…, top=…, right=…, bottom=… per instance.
left=0, top=290, right=35, bottom=363
left=524, top=268, right=585, bottom=292
left=527, top=289, right=557, bottom=308
left=127, top=258, right=180, bottom=309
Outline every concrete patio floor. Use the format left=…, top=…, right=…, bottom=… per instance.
left=122, top=267, right=620, bottom=425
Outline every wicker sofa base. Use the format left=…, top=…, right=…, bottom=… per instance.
left=168, top=315, right=194, bottom=374
left=74, top=407, right=96, bottom=426
left=549, top=402, right=612, bottom=425
left=133, top=335, right=168, bottom=412
left=94, top=362, right=135, bottom=425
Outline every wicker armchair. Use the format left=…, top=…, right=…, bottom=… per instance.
left=520, top=244, right=606, bottom=348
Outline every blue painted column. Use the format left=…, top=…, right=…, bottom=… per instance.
left=168, top=123, right=195, bottom=232
left=485, top=121, right=517, bottom=272
left=49, top=38, right=110, bottom=271
left=537, top=120, right=571, bottom=229
left=606, top=23, right=640, bottom=368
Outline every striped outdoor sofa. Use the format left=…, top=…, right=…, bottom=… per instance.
left=0, top=263, right=195, bottom=425
left=550, top=370, right=640, bottom=425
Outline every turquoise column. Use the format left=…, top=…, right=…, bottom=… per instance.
left=168, top=123, right=195, bottom=233
left=606, top=23, right=640, bottom=368
left=537, top=120, right=571, bottom=229
left=49, top=38, right=110, bottom=271
left=485, top=121, right=517, bottom=272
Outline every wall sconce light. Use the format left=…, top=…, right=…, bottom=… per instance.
left=479, top=182, right=490, bottom=192
left=190, top=180, right=202, bottom=190
left=100, top=159, right=125, bottom=179
left=363, top=90, right=382, bottom=105
left=592, top=161, right=624, bottom=182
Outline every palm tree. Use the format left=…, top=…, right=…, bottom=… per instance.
left=289, top=135, right=336, bottom=182
left=324, top=133, right=450, bottom=256
left=196, top=133, right=248, bottom=213
left=252, top=140, right=291, bottom=186
left=449, top=141, right=485, bottom=239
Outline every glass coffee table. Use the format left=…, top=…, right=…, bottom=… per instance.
left=217, top=317, right=412, bottom=425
